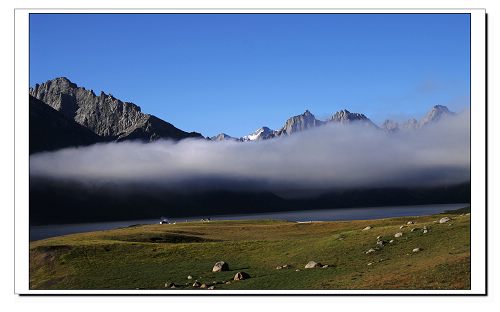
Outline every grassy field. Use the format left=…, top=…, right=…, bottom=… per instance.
left=29, top=207, right=470, bottom=290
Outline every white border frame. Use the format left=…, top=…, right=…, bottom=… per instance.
left=14, top=8, right=487, bottom=295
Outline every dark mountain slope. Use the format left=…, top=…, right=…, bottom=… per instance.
left=29, top=95, right=105, bottom=154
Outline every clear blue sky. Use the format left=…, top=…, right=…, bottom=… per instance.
left=30, top=13, right=470, bottom=137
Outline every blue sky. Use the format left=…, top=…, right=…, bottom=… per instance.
left=30, top=14, right=470, bottom=137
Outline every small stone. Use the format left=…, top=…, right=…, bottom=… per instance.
left=170, top=285, right=176, bottom=289
left=410, top=228, right=419, bottom=232
left=208, top=286, right=215, bottom=290
left=295, top=269, right=300, bottom=272
left=305, top=261, right=322, bottom=268
left=362, top=226, right=372, bottom=231
left=407, top=221, right=415, bottom=225
left=399, top=225, right=406, bottom=229
left=466, top=213, right=471, bottom=216
left=322, top=265, right=329, bottom=268
left=187, top=275, right=193, bottom=280
left=365, top=248, right=376, bottom=254
left=192, top=281, right=201, bottom=288
left=412, top=248, right=422, bottom=253
left=376, top=236, right=382, bottom=240
left=389, top=239, right=394, bottom=243
left=282, top=264, right=289, bottom=269
left=423, top=226, right=428, bottom=230
left=423, top=229, right=428, bottom=234
left=225, top=281, right=231, bottom=284
left=200, top=283, right=207, bottom=289
left=376, top=240, right=386, bottom=246
left=164, top=282, right=174, bottom=288
left=394, top=232, right=403, bottom=238
left=234, top=271, right=250, bottom=281
left=276, top=266, right=282, bottom=270
left=367, top=262, right=373, bottom=266
left=439, top=217, right=451, bottom=224
left=212, top=261, right=229, bottom=272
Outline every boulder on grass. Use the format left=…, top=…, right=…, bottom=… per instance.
left=212, top=261, right=229, bottom=272
left=439, top=217, right=451, bottom=224
left=304, top=261, right=322, bottom=268
left=234, top=272, right=250, bottom=281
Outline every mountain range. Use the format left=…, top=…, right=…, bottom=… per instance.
left=30, top=77, right=456, bottom=153
left=211, top=105, right=454, bottom=142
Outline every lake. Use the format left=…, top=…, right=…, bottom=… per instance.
left=29, top=203, right=468, bottom=241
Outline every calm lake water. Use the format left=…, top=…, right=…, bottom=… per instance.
left=29, top=203, right=468, bottom=241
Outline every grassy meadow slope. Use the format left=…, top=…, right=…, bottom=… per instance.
left=29, top=208, right=470, bottom=290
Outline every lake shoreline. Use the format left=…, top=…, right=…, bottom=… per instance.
left=30, top=203, right=469, bottom=241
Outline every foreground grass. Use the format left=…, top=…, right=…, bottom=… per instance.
left=30, top=208, right=470, bottom=290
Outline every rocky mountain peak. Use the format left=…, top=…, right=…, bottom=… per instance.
left=420, top=105, right=454, bottom=126
left=242, top=126, right=276, bottom=141
left=277, top=110, right=323, bottom=136
left=210, top=133, right=240, bottom=142
left=30, top=77, right=202, bottom=142
left=329, top=109, right=370, bottom=124
left=382, top=119, right=399, bottom=132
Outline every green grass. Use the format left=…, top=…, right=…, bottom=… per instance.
left=29, top=210, right=471, bottom=290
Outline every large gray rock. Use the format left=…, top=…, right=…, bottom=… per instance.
left=29, top=77, right=203, bottom=142
left=212, top=261, right=229, bottom=272
left=304, top=261, right=322, bottom=268
left=233, top=272, right=250, bottom=280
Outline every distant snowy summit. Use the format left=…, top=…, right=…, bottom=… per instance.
left=212, top=105, right=457, bottom=142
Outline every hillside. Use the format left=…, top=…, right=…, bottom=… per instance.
left=29, top=208, right=470, bottom=290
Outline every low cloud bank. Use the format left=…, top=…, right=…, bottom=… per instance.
left=30, top=111, right=470, bottom=192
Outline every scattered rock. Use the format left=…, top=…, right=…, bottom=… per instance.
left=295, top=269, right=300, bottom=272
left=407, top=221, right=415, bottom=225
left=276, top=266, right=282, bottom=270
left=399, top=225, right=406, bottom=229
left=225, top=281, right=231, bottom=285
left=367, top=262, right=373, bottom=266
left=305, top=261, right=322, bottom=268
left=200, top=283, right=207, bottom=289
left=389, top=239, right=394, bottom=243
left=208, top=286, right=215, bottom=290
left=412, top=248, right=422, bottom=253
left=466, top=213, right=471, bottom=216
left=439, top=217, right=451, bottom=224
left=282, top=264, right=290, bottom=269
left=376, top=236, right=382, bottom=240
left=322, top=265, right=329, bottom=268
left=423, top=229, right=428, bottom=234
left=394, top=232, right=403, bottom=238
left=423, top=226, right=428, bottom=230
left=170, top=285, right=176, bottom=289
left=410, top=228, right=419, bottom=232
left=187, top=275, right=193, bottom=280
left=164, top=282, right=175, bottom=288
left=376, top=240, right=386, bottom=246
left=365, top=248, right=376, bottom=254
left=192, top=281, right=201, bottom=288
left=234, top=272, right=250, bottom=281
left=362, top=226, right=372, bottom=231
left=212, top=261, right=229, bottom=272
